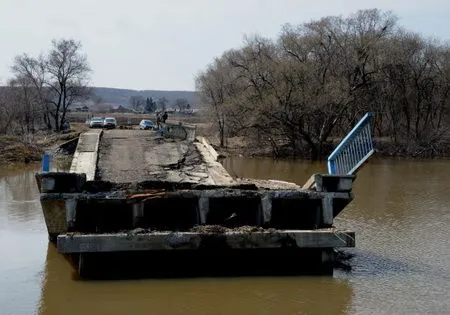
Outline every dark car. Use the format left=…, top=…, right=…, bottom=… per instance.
left=139, top=119, right=154, bottom=130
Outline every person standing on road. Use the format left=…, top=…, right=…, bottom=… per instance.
left=156, top=113, right=162, bottom=129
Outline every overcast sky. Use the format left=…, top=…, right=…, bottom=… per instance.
left=0, top=0, right=448, bottom=91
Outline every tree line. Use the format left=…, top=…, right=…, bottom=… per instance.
left=0, top=39, right=91, bottom=135
left=195, top=9, right=450, bottom=159
left=128, top=95, right=191, bottom=113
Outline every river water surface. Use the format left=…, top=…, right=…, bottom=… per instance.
left=0, top=158, right=449, bottom=315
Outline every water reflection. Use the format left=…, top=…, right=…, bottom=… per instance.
left=0, top=168, right=43, bottom=227
left=224, top=156, right=450, bottom=314
left=38, top=245, right=353, bottom=315
left=0, top=165, right=48, bottom=315
left=222, top=157, right=326, bottom=184
left=1, top=157, right=450, bottom=315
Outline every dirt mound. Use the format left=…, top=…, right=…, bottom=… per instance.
left=189, top=225, right=268, bottom=233
left=0, top=131, right=81, bottom=164
left=0, top=136, right=43, bottom=164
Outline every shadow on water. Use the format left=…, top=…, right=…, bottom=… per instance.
left=66, top=248, right=336, bottom=280
left=3, top=156, right=450, bottom=314
left=340, top=248, right=450, bottom=283
left=38, top=244, right=354, bottom=315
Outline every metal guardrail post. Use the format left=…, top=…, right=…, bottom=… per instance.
left=327, top=112, right=374, bottom=175
left=42, top=152, right=52, bottom=173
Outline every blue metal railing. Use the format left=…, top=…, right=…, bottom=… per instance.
left=41, top=152, right=52, bottom=173
left=327, top=112, right=374, bottom=175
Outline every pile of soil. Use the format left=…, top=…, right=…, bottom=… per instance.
left=0, top=131, right=80, bottom=164
left=189, top=225, right=268, bottom=233
left=0, top=135, right=42, bottom=164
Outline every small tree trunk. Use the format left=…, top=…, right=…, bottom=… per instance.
left=310, top=145, right=319, bottom=161
left=44, top=112, right=52, bottom=130
left=220, top=127, right=225, bottom=147
left=54, top=115, right=60, bottom=131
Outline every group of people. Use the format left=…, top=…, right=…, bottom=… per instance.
left=156, top=111, right=168, bottom=129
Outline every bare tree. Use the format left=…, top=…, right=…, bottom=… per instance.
left=92, top=94, right=103, bottom=105
left=10, top=38, right=92, bottom=132
left=196, top=8, right=450, bottom=159
left=196, top=56, right=234, bottom=147
left=45, top=39, right=92, bottom=131
left=145, top=97, right=157, bottom=113
left=0, top=86, right=14, bottom=133
left=10, top=54, right=52, bottom=130
left=128, top=95, right=145, bottom=112
left=157, top=97, right=168, bottom=112
left=173, top=98, right=189, bottom=111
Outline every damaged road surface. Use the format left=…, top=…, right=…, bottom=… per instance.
left=36, top=125, right=357, bottom=278
left=96, top=129, right=214, bottom=184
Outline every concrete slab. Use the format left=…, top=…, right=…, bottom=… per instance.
left=70, top=152, right=97, bottom=180
left=69, top=129, right=101, bottom=181
left=96, top=130, right=218, bottom=185
left=57, top=229, right=355, bottom=253
left=76, top=133, right=100, bottom=152
left=195, top=136, right=235, bottom=186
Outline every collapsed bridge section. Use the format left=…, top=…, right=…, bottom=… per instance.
left=36, top=123, right=356, bottom=278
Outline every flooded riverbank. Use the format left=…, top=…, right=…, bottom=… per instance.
left=1, top=158, right=449, bottom=314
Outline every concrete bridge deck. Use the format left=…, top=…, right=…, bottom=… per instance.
left=36, top=124, right=356, bottom=278
left=69, top=129, right=102, bottom=181
left=96, top=129, right=233, bottom=185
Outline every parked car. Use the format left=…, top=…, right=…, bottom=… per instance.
left=139, top=119, right=154, bottom=130
left=89, top=117, right=104, bottom=128
left=103, top=117, right=117, bottom=129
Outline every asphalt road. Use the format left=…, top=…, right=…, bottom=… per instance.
left=96, top=129, right=211, bottom=184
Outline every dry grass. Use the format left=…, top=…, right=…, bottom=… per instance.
left=0, top=135, right=42, bottom=164
left=34, top=130, right=81, bottom=148
left=0, top=123, right=87, bottom=164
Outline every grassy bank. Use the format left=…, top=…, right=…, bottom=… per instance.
left=4, top=112, right=447, bottom=165
left=207, top=135, right=450, bottom=160
left=0, top=135, right=42, bottom=164
left=0, top=124, right=86, bottom=165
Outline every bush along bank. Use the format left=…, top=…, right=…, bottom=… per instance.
left=0, top=131, right=81, bottom=165
left=0, top=135, right=42, bottom=164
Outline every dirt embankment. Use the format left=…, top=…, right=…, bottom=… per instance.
left=0, top=123, right=88, bottom=165
left=0, top=135, right=42, bottom=164
left=208, top=134, right=450, bottom=160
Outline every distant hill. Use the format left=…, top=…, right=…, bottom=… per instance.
left=0, top=85, right=203, bottom=109
left=93, top=87, right=199, bottom=108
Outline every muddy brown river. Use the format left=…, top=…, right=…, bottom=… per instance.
left=1, top=158, right=449, bottom=314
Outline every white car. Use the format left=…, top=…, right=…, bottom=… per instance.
left=89, top=117, right=104, bottom=128
left=139, top=119, right=155, bottom=130
left=103, top=117, right=117, bottom=129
